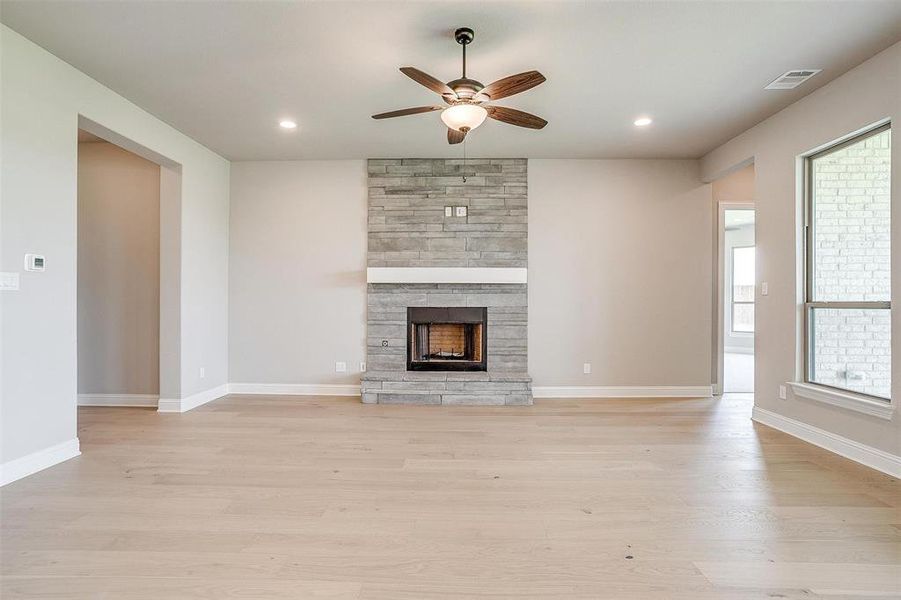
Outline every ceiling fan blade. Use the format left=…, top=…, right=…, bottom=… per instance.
left=474, top=70, right=545, bottom=102
left=371, top=106, right=443, bottom=119
left=400, top=67, right=456, bottom=98
left=447, top=128, right=467, bottom=144
left=486, top=106, right=547, bottom=129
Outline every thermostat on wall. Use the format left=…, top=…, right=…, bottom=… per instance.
left=24, top=254, right=45, bottom=272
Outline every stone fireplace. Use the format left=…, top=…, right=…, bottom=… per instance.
left=362, top=158, right=531, bottom=405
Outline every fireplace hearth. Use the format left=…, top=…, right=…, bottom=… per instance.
left=407, top=307, right=487, bottom=371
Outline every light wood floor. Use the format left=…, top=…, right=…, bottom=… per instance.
left=2, top=394, right=899, bottom=599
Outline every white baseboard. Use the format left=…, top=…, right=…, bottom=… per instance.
left=78, top=393, right=159, bottom=407
left=752, top=406, right=901, bottom=478
left=158, top=383, right=230, bottom=413
left=724, top=346, right=754, bottom=355
left=228, top=383, right=362, bottom=397
left=533, top=385, right=713, bottom=399
left=1, top=438, right=80, bottom=487
left=227, top=384, right=713, bottom=399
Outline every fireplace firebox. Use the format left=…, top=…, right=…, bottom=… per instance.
left=407, top=307, right=488, bottom=371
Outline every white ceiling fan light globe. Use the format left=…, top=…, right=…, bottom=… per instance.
left=441, top=104, right=488, bottom=132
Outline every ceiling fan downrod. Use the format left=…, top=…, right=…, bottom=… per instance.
left=455, top=27, right=474, bottom=79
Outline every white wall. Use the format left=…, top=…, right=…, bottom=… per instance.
left=228, top=161, right=367, bottom=386
left=529, top=160, right=713, bottom=387
left=712, top=163, right=755, bottom=204
left=78, top=141, right=160, bottom=395
left=701, top=41, right=900, bottom=457
left=228, top=159, right=713, bottom=392
left=0, top=26, right=230, bottom=477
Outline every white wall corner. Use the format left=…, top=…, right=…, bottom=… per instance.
left=158, top=383, right=230, bottom=413
left=0, top=438, right=81, bottom=487
left=532, top=385, right=713, bottom=399
left=227, top=383, right=362, bottom=397
left=78, top=393, right=159, bottom=407
left=752, top=406, right=901, bottom=478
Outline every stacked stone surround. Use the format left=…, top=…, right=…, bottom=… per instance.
left=363, top=158, right=531, bottom=405
left=367, top=158, right=527, bottom=267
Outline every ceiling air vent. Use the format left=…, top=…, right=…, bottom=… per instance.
left=765, top=69, right=822, bottom=90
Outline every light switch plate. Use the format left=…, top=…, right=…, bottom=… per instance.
left=360, top=362, right=366, bottom=372
left=24, top=254, right=45, bottom=272
left=0, top=272, right=20, bottom=291
left=761, top=282, right=769, bottom=296
left=445, top=206, right=453, bottom=217
left=455, top=206, right=467, bottom=217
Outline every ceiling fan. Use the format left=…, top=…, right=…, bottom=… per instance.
left=371, top=27, right=547, bottom=144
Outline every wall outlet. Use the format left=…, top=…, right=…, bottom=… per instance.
left=360, top=361, right=366, bottom=372
left=335, top=361, right=347, bottom=373
left=583, top=362, right=592, bottom=374
left=0, top=272, right=20, bottom=291
left=445, top=206, right=453, bottom=217
left=778, top=384, right=787, bottom=400
left=455, top=206, right=467, bottom=217
left=199, top=367, right=205, bottom=379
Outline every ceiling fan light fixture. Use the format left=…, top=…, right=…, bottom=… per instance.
left=441, top=104, right=488, bottom=132
left=372, top=28, right=547, bottom=143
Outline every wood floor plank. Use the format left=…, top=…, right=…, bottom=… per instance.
left=1, top=394, right=898, bottom=598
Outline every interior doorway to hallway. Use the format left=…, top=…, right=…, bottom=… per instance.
left=77, top=129, right=161, bottom=408
left=723, top=208, right=755, bottom=393
left=712, top=163, right=755, bottom=397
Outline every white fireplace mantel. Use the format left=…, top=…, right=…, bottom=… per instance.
left=366, top=267, right=527, bottom=285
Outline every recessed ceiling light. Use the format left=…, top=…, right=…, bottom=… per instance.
left=279, top=120, right=297, bottom=130
left=633, top=117, right=653, bottom=127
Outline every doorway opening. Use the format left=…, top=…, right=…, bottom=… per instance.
left=723, top=209, right=755, bottom=393
left=77, top=129, right=161, bottom=408
left=713, top=163, right=755, bottom=397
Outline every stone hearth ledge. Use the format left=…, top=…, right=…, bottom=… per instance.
left=362, top=371, right=532, bottom=406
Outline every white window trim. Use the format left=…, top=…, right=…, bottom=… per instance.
left=799, top=122, right=892, bottom=407
left=788, top=382, right=894, bottom=420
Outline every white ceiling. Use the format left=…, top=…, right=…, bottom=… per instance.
left=2, top=1, right=900, bottom=161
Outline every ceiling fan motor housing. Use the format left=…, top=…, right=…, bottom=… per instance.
left=447, top=77, right=484, bottom=100
left=454, top=27, right=474, bottom=45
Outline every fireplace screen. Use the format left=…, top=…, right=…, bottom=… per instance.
left=407, top=307, right=487, bottom=371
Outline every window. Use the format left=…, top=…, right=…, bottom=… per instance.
left=731, top=246, right=755, bottom=333
left=805, top=125, right=891, bottom=400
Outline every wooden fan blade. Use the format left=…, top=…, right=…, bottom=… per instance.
left=372, top=106, right=443, bottom=119
left=447, top=128, right=467, bottom=144
left=400, top=67, right=456, bottom=98
left=474, top=71, right=545, bottom=102
left=486, top=106, right=547, bottom=129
